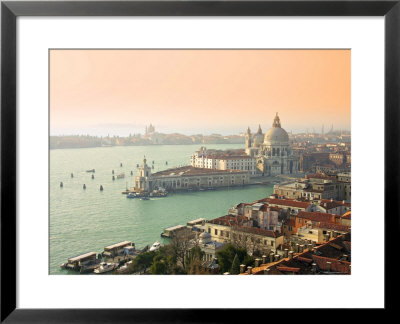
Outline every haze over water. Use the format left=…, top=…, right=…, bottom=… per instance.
left=50, top=144, right=274, bottom=274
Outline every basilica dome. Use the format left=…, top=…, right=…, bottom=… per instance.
left=264, top=113, right=289, bottom=144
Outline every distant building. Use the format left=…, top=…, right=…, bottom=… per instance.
left=190, top=147, right=257, bottom=175
left=273, top=173, right=350, bottom=201
left=245, top=113, right=299, bottom=175
left=133, top=158, right=249, bottom=192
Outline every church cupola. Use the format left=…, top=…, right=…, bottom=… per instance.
left=272, top=113, right=281, bottom=128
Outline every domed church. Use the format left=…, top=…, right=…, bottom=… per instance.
left=245, top=113, right=299, bottom=176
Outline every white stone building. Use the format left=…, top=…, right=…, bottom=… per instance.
left=245, top=113, right=299, bottom=176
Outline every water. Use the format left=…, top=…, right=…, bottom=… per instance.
left=50, top=144, right=274, bottom=274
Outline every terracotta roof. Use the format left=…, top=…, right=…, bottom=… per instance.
left=232, top=226, right=283, bottom=238
left=297, top=211, right=336, bottom=223
left=276, top=266, right=300, bottom=273
left=320, top=199, right=351, bottom=209
left=312, top=255, right=351, bottom=274
left=207, top=215, right=249, bottom=227
left=317, top=222, right=350, bottom=232
left=265, top=198, right=311, bottom=209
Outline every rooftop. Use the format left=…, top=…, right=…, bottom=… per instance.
left=104, top=241, right=131, bottom=250
left=68, top=252, right=96, bottom=263
left=152, top=166, right=246, bottom=177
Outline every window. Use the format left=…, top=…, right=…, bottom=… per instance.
left=208, top=228, right=211, bottom=233
left=215, top=229, right=218, bottom=235
left=271, top=241, right=274, bottom=246
left=220, top=230, right=224, bottom=236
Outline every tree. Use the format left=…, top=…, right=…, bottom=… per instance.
left=150, top=255, right=168, bottom=274
left=186, top=246, right=205, bottom=274
left=230, top=254, right=240, bottom=274
left=128, top=251, right=155, bottom=274
left=216, top=244, right=248, bottom=273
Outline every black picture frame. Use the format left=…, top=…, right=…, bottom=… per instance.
left=1, top=0, right=398, bottom=321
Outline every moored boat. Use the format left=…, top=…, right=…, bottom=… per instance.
left=93, top=262, right=118, bottom=274
left=149, top=241, right=161, bottom=252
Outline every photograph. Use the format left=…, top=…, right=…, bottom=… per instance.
left=50, top=49, right=351, bottom=276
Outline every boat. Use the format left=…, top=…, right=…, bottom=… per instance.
left=93, top=262, right=117, bottom=274
left=140, top=197, right=150, bottom=201
left=149, top=241, right=161, bottom=252
left=117, top=173, right=125, bottom=179
left=86, top=169, right=95, bottom=173
left=127, top=193, right=138, bottom=199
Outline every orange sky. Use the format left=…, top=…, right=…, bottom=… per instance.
left=50, top=49, right=350, bottom=136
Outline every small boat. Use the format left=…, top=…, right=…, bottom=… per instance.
left=86, top=169, right=95, bottom=173
left=117, top=173, right=125, bottom=179
left=127, top=193, right=138, bottom=199
left=140, top=197, right=149, bottom=201
left=93, top=262, right=117, bottom=274
left=149, top=241, right=161, bottom=252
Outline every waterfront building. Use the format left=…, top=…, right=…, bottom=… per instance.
left=245, top=113, right=299, bottom=176
left=205, top=215, right=284, bottom=255
left=190, top=113, right=300, bottom=176
left=133, top=157, right=250, bottom=192
left=190, top=147, right=257, bottom=175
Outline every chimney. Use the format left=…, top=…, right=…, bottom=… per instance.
left=255, top=258, right=261, bottom=267
left=288, top=251, right=294, bottom=259
left=324, top=234, right=330, bottom=242
left=274, top=255, right=280, bottom=262
left=307, top=243, right=313, bottom=251
left=247, top=266, right=253, bottom=274
left=330, top=198, right=333, bottom=202
left=311, top=263, right=317, bottom=274
left=342, top=254, right=348, bottom=261
left=269, top=252, right=274, bottom=263
left=332, top=231, right=338, bottom=238
left=264, top=268, right=270, bottom=275
left=295, top=243, right=300, bottom=253
left=284, top=249, right=289, bottom=258
left=262, top=255, right=267, bottom=264
left=299, top=245, right=304, bottom=253
left=326, top=261, right=332, bottom=272
left=240, top=264, right=246, bottom=274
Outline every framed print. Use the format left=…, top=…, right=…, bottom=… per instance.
left=1, top=0, right=399, bottom=321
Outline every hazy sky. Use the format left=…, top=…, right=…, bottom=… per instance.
left=50, top=49, right=350, bottom=136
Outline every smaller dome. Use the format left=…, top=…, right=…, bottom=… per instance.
left=199, top=231, right=211, bottom=244
left=252, top=124, right=264, bottom=147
